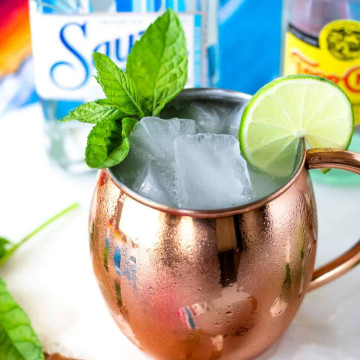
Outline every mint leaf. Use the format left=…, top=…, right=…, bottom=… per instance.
left=0, top=204, right=78, bottom=267
left=126, top=9, right=188, bottom=116
left=59, top=101, right=125, bottom=124
left=96, top=99, right=117, bottom=107
left=93, top=52, right=144, bottom=117
left=0, top=237, right=11, bottom=260
left=60, top=10, right=189, bottom=169
left=0, top=277, right=44, bottom=360
left=85, top=117, right=138, bottom=169
left=122, top=117, right=138, bottom=137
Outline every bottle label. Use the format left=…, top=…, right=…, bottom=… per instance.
left=30, top=11, right=204, bottom=100
left=284, top=20, right=360, bottom=125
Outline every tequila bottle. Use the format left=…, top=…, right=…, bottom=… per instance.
left=29, top=0, right=219, bottom=173
left=282, top=0, right=360, bottom=185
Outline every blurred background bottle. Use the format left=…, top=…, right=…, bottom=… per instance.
left=282, top=0, right=360, bottom=185
left=29, top=0, right=219, bottom=174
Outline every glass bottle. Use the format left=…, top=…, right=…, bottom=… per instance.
left=29, top=0, right=219, bottom=174
left=282, top=0, right=360, bottom=185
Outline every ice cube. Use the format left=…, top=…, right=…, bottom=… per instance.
left=162, top=101, right=247, bottom=136
left=174, top=134, right=254, bottom=209
left=186, top=103, right=227, bottom=134
left=132, top=163, right=175, bottom=206
left=224, top=104, right=246, bottom=137
left=161, top=102, right=222, bottom=132
left=129, top=117, right=197, bottom=160
left=113, top=117, right=197, bottom=207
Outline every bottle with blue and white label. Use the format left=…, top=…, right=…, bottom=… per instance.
left=29, top=0, right=219, bottom=173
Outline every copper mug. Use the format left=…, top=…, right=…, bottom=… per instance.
left=89, top=89, right=360, bottom=360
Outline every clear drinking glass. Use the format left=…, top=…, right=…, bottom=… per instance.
left=29, top=0, right=219, bottom=174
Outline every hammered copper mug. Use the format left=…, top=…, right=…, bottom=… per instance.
left=89, top=89, right=360, bottom=360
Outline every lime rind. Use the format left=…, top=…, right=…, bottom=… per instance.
left=239, top=75, right=354, bottom=178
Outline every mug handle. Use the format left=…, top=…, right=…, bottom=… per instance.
left=305, top=148, right=360, bottom=291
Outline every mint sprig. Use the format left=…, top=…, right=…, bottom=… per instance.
left=0, top=278, right=45, bottom=360
left=127, top=8, right=188, bottom=116
left=0, top=203, right=79, bottom=359
left=61, top=101, right=125, bottom=124
left=60, top=9, right=188, bottom=169
left=0, top=203, right=78, bottom=266
left=93, top=52, right=144, bottom=117
left=85, top=117, right=138, bottom=168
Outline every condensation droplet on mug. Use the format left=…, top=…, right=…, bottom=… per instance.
left=270, top=296, right=288, bottom=317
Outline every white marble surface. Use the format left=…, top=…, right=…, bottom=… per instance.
left=0, top=104, right=359, bottom=359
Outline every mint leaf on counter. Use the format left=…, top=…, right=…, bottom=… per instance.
left=0, top=238, right=11, bottom=260
left=86, top=117, right=138, bottom=169
left=0, top=277, right=45, bottom=360
left=0, top=205, right=79, bottom=359
left=126, top=9, right=188, bottom=116
left=93, top=52, right=144, bottom=118
left=60, top=101, right=125, bottom=124
left=0, top=203, right=79, bottom=266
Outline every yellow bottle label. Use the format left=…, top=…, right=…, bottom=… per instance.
left=284, top=20, right=360, bottom=125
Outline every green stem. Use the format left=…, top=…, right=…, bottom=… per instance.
left=0, top=203, right=79, bottom=266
